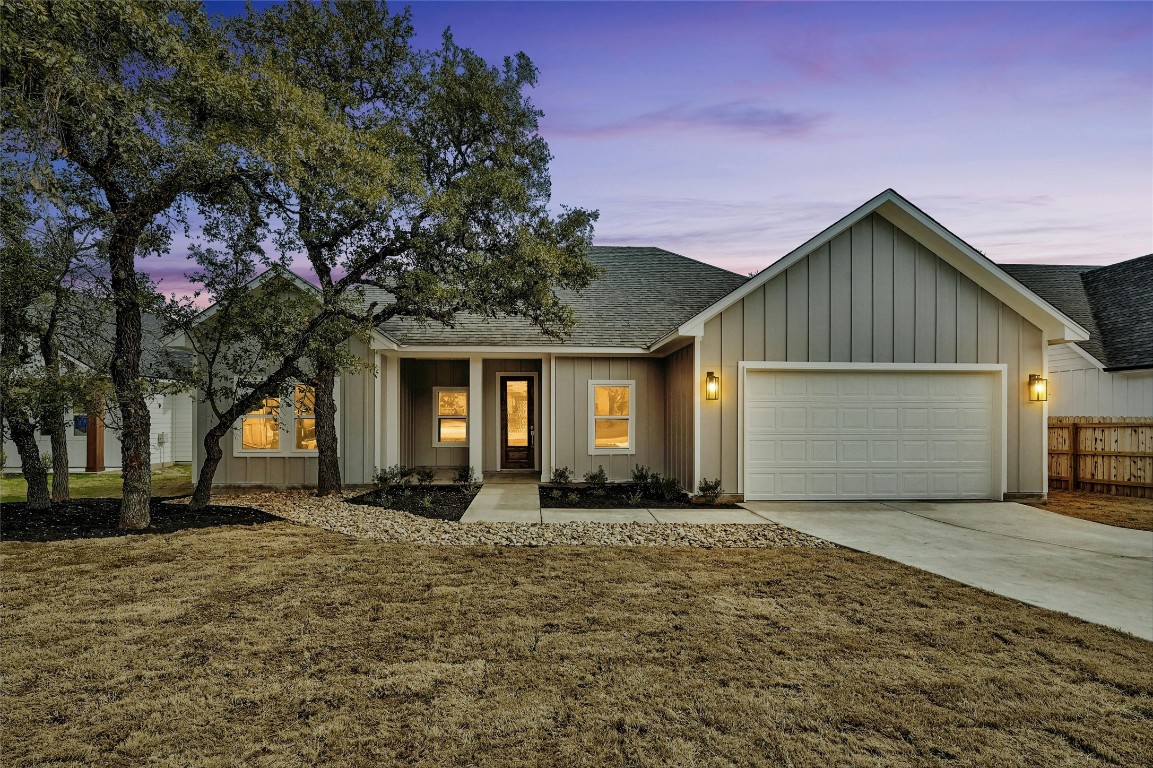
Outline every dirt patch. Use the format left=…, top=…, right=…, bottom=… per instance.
left=0, top=498, right=279, bottom=542
left=540, top=483, right=741, bottom=509
left=2, top=526, right=1150, bottom=766
left=1024, top=490, right=1153, bottom=531
left=348, top=485, right=479, bottom=521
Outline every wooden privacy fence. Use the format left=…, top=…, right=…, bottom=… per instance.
left=1048, top=417, right=1153, bottom=498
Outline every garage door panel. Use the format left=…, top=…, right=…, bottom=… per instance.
left=744, top=369, right=998, bottom=500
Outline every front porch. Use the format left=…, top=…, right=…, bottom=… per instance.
left=379, top=354, right=550, bottom=483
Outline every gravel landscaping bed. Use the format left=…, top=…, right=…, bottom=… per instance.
left=347, top=485, right=479, bottom=522
left=220, top=490, right=833, bottom=548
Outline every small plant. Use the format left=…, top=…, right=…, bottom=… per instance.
left=631, top=464, right=652, bottom=484
left=549, top=465, right=573, bottom=484
left=565, top=491, right=580, bottom=505
left=549, top=488, right=563, bottom=499
left=653, top=476, right=685, bottom=502
left=420, top=494, right=434, bottom=510
left=414, top=466, right=436, bottom=485
left=402, top=486, right=413, bottom=497
left=374, top=464, right=413, bottom=487
left=40, top=452, right=52, bottom=474
left=583, top=465, right=608, bottom=489
left=697, top=477, right=723, bottom=504
left=591, top=486, right=606, bottom=497
left=625, top=489, right=645, bottom=507
left=453, top=465, right=481, bottom=493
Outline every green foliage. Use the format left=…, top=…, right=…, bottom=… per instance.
left=414, top=467, right=436, bottom=485
left=631, top=464, right=652, bottom=484
left=583, top=466, right=608, bottom=488
left=696, top=478, right=723, bottom=505
left=420, top=495, right=434, bottom=511
left=625, top=490, right=645, bottom=507
left=39, top=453, right=52, bottom=475
left=453, top=466, right=480, bottom=493
left=549, top=466, right=573, bottom=484
left=549, top=488, right=563, bottom=499
left=374, top=464, right=413, bottom=488
left=565, top=492, right=580, bottom=505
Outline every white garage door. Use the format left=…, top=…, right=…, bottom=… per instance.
left=744, top=369, right=999, bottom=501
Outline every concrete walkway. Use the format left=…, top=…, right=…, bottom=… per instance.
left=743, top=501, right=1153, bottom=640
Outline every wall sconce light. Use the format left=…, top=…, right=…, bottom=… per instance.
left=705, top=371, right=719, bottom=401
left=1028, top=374, right=1048, bottom=402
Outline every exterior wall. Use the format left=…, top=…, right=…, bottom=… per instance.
left=552, top=356, right=666, bottom=482
left=482, top=359, right=541, bottom=474
left=1048, top=344, right=1153, bottom=417
left=663, top=344, right=695, bottom=490
left=171, top=390, right=194, bottom=463
left=400, top=358, right=469, bottom=469
left=701, top=212, right=1047, bottom=495
left=203, top=337, right=377, bottom=487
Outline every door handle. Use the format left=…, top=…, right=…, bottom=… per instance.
left=529, top=425, right=535, bottom=447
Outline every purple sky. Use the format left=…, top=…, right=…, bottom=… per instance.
left=166, top=1, right=1153, bottom=295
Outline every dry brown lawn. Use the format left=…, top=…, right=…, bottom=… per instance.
left=1025, top=490, right=1153, bottom=531
left=3, top=521, right=1151, bottom=767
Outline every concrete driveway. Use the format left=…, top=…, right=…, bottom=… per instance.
left=741, top=501, right=1153, bottom=641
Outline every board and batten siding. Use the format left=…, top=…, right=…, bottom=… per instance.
left=202, top=338, right=377, bottom=487
left=663, top=344, right=695, bottom=490
left=700, top=212, right=1046, bottom=495
left=552, top=357, right=666, bottom=482
left=1047, top=344, right=1153, bottom=418
left=400, top=358, right=469, bottom=469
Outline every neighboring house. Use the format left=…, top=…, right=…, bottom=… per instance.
left=183, top=189, right=1090, bottom=501
left=2, top=310, right=195, bottom=472
left=1001, top=256, right=1153, bottom=418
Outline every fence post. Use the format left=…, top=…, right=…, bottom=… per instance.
left=1069, top=423, right=1078, bottom=492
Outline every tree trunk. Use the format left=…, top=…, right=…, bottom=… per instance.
left=314, top=359, right=341, bottom=495
left=189, top=423, right=230, bottom=511
left=108, top=231, right=152, bottom=528
left=47, top=410, right=69, bottom=502
left=11, top=418, right=50, bottom=510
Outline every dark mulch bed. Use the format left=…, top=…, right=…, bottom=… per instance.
left=540, top=483, right=741, bottom=509
left=349, top=485, right=480, bottom=522
left=0, top=497, right=278, bottom=542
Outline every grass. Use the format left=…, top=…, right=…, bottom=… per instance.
left=3, top=523, right=1150, bottom=767
left=0, top=465, right=193, bottom=503
left=1024, top=489, right=1153, bottom=531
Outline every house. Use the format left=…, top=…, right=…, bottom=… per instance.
left=2, top=309, right=194, bottom=472
left=187, top=189, right=1091, bottom=501
left=1000, top=256, right=1153, bottom=418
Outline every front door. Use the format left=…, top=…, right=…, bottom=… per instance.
left=500, top=376, right=534, bottom=469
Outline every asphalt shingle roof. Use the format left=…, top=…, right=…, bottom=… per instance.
left=1001, top=255, right=1153, bottom=370
left=370, top=246, right=749, bottom=348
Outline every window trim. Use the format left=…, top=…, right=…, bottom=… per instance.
left=587, top=380, right=636, bottom=455
left=233, top=381, right=338, bottom=457
left=432, top=386, right=470, bottom=448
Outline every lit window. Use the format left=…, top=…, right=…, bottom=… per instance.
left=434, top=387, right=468, bottom=446
left=241, top=397, right=280, bottom=450
left=294, top=384, right=317, bottom=450
left=588, top=381, right=635, bottom=454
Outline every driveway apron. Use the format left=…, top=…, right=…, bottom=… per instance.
left=742, top=501, right=1153, bottom=641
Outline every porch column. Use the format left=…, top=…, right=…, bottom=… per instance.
left=468, top=355, right=483, bottom=480
left=540, top=353, right=552, bottom=480
left=383, top=353, right=400, bottom=470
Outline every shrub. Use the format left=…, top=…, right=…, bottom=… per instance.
left=374, top=464, right=412, bottom=487
left=583, top=465, right=608, bottom=488
left=549, top=488, right=563, bottom=499
left=697, top=477, right=723, bottom=504
left=40, top=453, right=52, bottom=474
left=631, top=464, right=652, bottom=484
left=453, top=465, right=481, bottom=493
left=420, top=494, right=434, bottom=510
left=565, top=491, right=580, bottom=505
left=652, top=476, right=685, bottom=502
left=549, top=466, right=573, bottom=484
left=414, top=466, right=436, bottom=485
left=625, top=489, right=645, bottom=507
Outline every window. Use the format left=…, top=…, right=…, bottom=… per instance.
left=433, top=387, right=468, bottom=446
left=235, top=382, right=332, bottom=456
left=241, top=396, right=281, bottom=451
left=294, top=384, right=317, bottom=450
left=588, top=380, right=635, bottom=454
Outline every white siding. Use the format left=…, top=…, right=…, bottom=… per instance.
left=1048, top=344, right=1153, bottom=418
